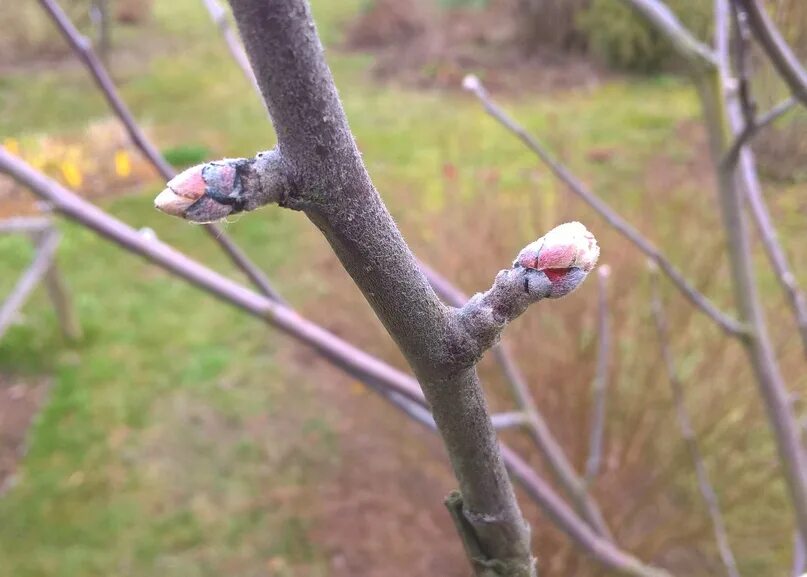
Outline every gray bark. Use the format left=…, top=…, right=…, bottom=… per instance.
left=226, top=0, right=536, bottom=573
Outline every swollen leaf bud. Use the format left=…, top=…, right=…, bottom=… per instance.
left=154, top=160, right=248, bottom=223
left=515, top=221, right=599, bottom=298
left=154, top=164, right=207, bottom=218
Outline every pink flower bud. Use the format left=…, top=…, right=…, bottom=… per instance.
left=515, top=222, right=599, bottom=298
left=154, top=164, right=207, bottom=217
left=515, top=221, right=599, bottom=272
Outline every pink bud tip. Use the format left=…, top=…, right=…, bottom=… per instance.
left=515, top=221, right=599, bottom=273
left=154, top=164, right=207, bottom=217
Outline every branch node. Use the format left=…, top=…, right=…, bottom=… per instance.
left=445, top=491, right=536, bottom=577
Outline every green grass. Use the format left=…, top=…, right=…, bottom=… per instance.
left=1, top=0, right=804, bottom=576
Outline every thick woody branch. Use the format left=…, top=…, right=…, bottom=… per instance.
left=0, top=147, right=671, bottom=577
left=462, top=75, right=745, bottom=337
left=37, top=0, right=283, bottom=303
left=735, top=0, right=807, bottom=107
left=168, top=143, right=613, bottom=539
left=195, top=0, right=613, bottom=541
left=179, top=0, right=542, bottom=571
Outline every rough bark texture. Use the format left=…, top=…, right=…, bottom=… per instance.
left=227, top=0, right=534, bottom=573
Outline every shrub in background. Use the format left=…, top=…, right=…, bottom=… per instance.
left=578, top=0, right=711, bottom=72
left=515, top=0, right=591, bottom=53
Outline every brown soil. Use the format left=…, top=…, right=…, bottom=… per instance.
left=345, top=0, right=605, bottom=94
left=0, top=372, right=50, bottom=495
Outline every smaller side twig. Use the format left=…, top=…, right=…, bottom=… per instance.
left=721, top=97, right=796, bottom=168
left=0, top=217, right=51, bottom=235
left=0, top=228, right=61, bottom=339
left=649, top=265, right=740, bottom=577
left=585, top=265, right=611, bottom=484
left=735, top=0, right=807, bottom=107
left=490, top=411, right=529, bottom=430
left=462, top=74, right=745, bottom=338
left=794, top=530, right=806, bottom=577
left=200, top=0, right=612, bottom=540
left=623, top=0, right=717, bottom=68
left=200, top=0, right=259, bottom=92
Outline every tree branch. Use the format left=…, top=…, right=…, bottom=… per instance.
left=37, top=0, right=283, bottom=303
left=721, top=3, right=807, bottom=355
left=585, top=265, right=611, bottom=484
left=200, top=0, right=259, bottom=92
left=462, top=75, right=745, bottom=337
left=195, top=0, right=614, bottom=539
left=0, top=227, right=61, bottom=339
left=621, top=0, right=717, bottom=69
left=0, top=146, right=671, bottom=577
left=649, top=266, right=740, bottom=577
left=697, top=49, right=807, bottom=552
left=457, top=221, right=599, bottom=355
left=735, top=0, right=807, bottom=107
left=721, top=97, right=796, bottom=168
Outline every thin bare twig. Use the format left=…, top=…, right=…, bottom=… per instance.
left=0, top=146, right=671, bottom=577
left=630, top=0, right=807, bottom=545
left=735, top=0, right=807, bottom=107
left=585, top=265, right=611, bottom=484
left=623, top=0, right=717, bottom=68
left=723, top=3, right=807, bottom=354
left=649, top=267, right=740, bottom=577
left=37, top=0, right=283, bottom=304
left=0, top=217, right=51, bottom=235
left=794, top=529, right=806, bottom=577
left=462, top=75, right=745, bottom=338
left=490, top=411, right=529, bottom=430
left=0, top=228, right=61, bottom=339
left=722, top=97, right=796, bottom=168
left=200, top=0, right=259, bottom=91
left=0, top=218, right=81, bottom=340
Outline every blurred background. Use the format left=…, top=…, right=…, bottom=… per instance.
left=1, top=0, right=807, bottom=575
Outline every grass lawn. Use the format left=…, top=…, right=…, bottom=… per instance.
left=1, top=1, right=804, bottom=576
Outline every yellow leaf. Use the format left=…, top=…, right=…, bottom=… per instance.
left=114, top=150, right=132, bottom=178
left=60, top=161, right=83, bottom=189
left=2, top=138, right=19, bottom=156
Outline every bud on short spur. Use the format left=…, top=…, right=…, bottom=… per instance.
left=154, top=160, right=246, bottom=223
left=514, top=221, right=599, bottom=298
